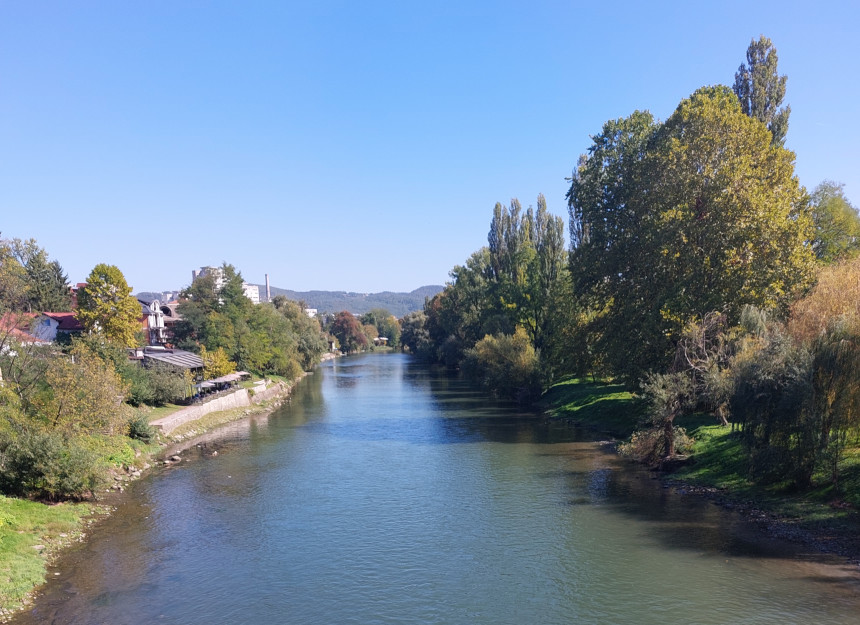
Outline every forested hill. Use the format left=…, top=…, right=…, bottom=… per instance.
left=265, top=285, right=443, bottom=317
left=136, top=285, right=442, bottom=317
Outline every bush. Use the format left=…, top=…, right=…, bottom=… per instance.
left=620, top=426, right=694, bottom=466
left=462, top=327, right=542, bottom=403
left=0, top=429, right=106, bottom=501
left=127, top=414, right=156, bottom=443
left=125, top=364, right=156, bottom=406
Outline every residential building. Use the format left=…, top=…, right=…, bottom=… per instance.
left=32, top=312, right=84, bottom=343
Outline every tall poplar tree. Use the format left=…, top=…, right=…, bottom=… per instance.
left=733, top=35, right=790, bottom=145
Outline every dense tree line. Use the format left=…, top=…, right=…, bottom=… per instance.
left=0, top=242, right=329, bottom=499
left=322, top=308, right=401, bottom=353
left=404, top=197, right=568, bottom=401
left=173, top=264, right=328, bottom=379
left=413, top=36, right=860, bottom=494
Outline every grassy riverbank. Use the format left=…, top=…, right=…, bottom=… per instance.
left=543, top=376, right=860, bottom=560
left=0, top=375, right=303, bottom=621
left=0, top=497, right=105, bottom=618
left=540, top=376, right=643, bottom=438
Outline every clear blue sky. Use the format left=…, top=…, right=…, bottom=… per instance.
left=1, top=1, right=857, bottom=294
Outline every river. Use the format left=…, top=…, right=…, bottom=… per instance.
left=12, top=353, right=860, bottom=624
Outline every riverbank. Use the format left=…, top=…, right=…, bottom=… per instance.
left=542, top=376, right=860, bottom=565
left=0, top=370, right=311, bottom=622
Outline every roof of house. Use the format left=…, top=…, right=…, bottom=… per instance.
left=142, top=347, right=204, bottom=369
left=161, top=302, right=182, bottom=318
left=0, top=313, right=45, bottom=344
left=42, top=312, right=85, bottom=332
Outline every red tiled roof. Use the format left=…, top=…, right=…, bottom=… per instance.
left=0, top=313, right=45, bottom=344
left=42, top=311, right=85, bottom=332
left=0, top=312, right=36, bottom=330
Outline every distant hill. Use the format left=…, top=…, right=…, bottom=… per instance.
left=136, top=285, right=445, bottom=318
left=263, top=285, right=443, bottom=318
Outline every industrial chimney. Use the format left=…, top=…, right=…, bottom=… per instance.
left=265, top=274, right=271, bottom=302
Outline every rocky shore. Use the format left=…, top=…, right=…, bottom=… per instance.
left=663, top=479, right=860, bottom=566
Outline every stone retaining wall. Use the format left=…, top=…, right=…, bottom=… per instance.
left=151, top=380, right=296, bottom=435
left=250, top=381, right=288, bottom=404
left=151, top=389, right=252, bottom=434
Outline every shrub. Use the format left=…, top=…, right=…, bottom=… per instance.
left=127, top=414, right=156, bottom=444
left=0, top=429, right=106, bottom=501
left=620, top=426, right=694, bottom=467
left=462, top=327, right=542, bottom=403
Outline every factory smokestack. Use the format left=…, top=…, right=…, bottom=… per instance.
left=265, top=274, right=271, bottom=302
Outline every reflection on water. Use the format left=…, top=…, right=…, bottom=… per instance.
left=11, top=353, right=860, bottom=625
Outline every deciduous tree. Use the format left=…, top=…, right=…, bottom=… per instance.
left=809, top=181, right=860, bottom=263
left=330, top=311, right=367, bottom=353
left=37, top=343, right=129, bottom=435
left=568, top=88, right=814, bottom=381
left=75, top=264, right=142, bottom=347
left=8, top=238, right=71, bottom=312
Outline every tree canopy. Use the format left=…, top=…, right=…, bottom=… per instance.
left=174, top=263, right=327, bottom=377
left=568, top=87, right=814, bottom=380
left=733, top=35, right=790, bottom=145
left=75, top=264, right=142, bottom=347
left=0, top=237, right=71, bottom=314
left=809, top=181, right=860, bottom=263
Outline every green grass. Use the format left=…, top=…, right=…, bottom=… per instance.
left=142, top=403, right=184, bottom=422
left=0, top=496, right=98, bottom=615
left=674, top=423, right=751, bottom=491
left=543, top=378, right=860, bottom=548
left=541, top=376, right=644, bottom=438
left=671, top=420, right=860, bottom=545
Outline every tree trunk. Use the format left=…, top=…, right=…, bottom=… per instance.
left=664, top=413, right=676, bottom=459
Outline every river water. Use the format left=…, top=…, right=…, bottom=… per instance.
left=12, top=353, right=860, bottom=624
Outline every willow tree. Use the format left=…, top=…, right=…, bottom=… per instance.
left=568, top=87, right=814, bottom=382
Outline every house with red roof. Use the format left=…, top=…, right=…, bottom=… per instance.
left=0, top=312, right=49, bottom=346
left=32, top=311, right=85, bottom=343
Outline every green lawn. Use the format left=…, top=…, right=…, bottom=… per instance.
left=142, top=403, right=184, bottom=423
left=541, top=376, right=644, bottom=438
left=0, top=496, right=98, bottom=614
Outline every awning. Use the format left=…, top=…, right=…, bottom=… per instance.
left=210, top=373, right=244, bottom=384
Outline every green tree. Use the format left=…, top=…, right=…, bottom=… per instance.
left=809, top=181, right=860, bottom=263
left=732, top=35, right=790, bottom=145
left=487, top=196, right=566, bottom=351
left=36, top=343, right=129, bottom=436
left=75, top=264, right=142, bottom=347
left=360, top=308, right=401, bottom=347
left=8, top=238, right=71, bottom=312
left=729, top=325, right=818, bottom=488
left=399, top=311, right=431, bottom=356
left=568, top=88, right=814, bottom=381
left=0, top=237, right=29, bottom=314
left=811, top=319, right=860, bottom=491
left=462, top=327, right=541, bottom=403
left=276, top=298, right=328, bottom=369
